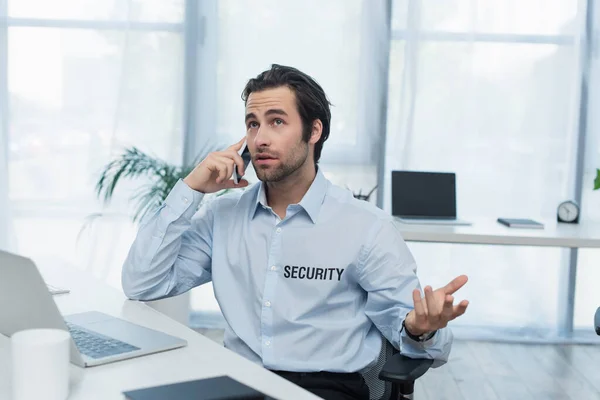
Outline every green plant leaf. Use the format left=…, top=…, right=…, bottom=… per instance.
left=595, top=168, right=600, bottom=190
left=95, top=147, right=171, bottom=204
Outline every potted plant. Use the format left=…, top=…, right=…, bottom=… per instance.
left=349, top=185, right=377, bottom=202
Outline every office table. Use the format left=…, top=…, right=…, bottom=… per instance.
left=395, top=217, right=600, bottom=337
left=394, top=217, right=600, bottom=248
left=0, top=261, right=320, bottom=400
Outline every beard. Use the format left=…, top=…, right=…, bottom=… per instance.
left=253, top=140, right=309, bottom=182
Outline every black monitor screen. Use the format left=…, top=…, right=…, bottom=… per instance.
left=391, top=171, right=457, bottom=218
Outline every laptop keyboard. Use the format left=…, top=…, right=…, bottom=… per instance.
left=65, top=321, right=140, bottom=359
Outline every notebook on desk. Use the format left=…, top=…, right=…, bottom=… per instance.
left=123, top=376, right=268, bottom=400
left=46, top=283, right=70, bottom=295
left=497, top=218, right=544, bottom=229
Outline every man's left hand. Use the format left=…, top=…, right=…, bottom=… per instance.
left=404, top=275, right=470, bottom=337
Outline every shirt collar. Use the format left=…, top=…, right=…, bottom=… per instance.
left=252, top=167, right=329, bottom=224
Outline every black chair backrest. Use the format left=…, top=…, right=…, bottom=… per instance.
left=360, top=336, right=395, bottom=400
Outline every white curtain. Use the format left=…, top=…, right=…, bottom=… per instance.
left=1, top=0, right=185, bottom=290
left=0, top=100, right=8, bottom=251
left=384, top=0, right=589, bottom=337
left=0, top=1, right=9, bottom=251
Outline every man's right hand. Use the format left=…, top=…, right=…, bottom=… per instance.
left=183, top=137, right=249, bottom=193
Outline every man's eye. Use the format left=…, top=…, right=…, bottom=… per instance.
left=274, top=119, right=283, bottom=125
left=248, top=121, right=258, bottom=129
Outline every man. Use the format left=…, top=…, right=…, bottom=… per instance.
left=122, top=64, right=469, bottom=400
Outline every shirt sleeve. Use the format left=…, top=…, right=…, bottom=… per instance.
left=121, top=179, right=214, bottom=301
left=357, top=218, right=453, bottom=368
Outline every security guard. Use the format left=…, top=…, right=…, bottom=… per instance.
left=122, top=64, right=469, bottom=400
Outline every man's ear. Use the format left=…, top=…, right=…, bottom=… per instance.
left=309, top=120, right=323, bottom=145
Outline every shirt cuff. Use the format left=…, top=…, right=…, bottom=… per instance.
left=163, top=179, right=205, bottom=220
left=400, top=326, right=452, bottom=368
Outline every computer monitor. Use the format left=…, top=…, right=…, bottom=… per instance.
left=391, top=170, right=457, bottom=219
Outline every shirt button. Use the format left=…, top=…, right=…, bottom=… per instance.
left=265, top=340, right=271, bottom=346
left=182, top=197, right=189, bottom=204
left=264, top=301, right=271, bottom=307
left=270, top=266, right=277, bottom=271
left=276, top=228, right=282, bottom=234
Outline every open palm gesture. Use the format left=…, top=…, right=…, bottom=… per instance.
left=404, top=275, right=470, bottom=336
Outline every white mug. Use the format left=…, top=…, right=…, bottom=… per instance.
left=11, top=328, right=71, bottom=400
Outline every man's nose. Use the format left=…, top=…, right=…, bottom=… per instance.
left=254, top=127, right=271, bottom=147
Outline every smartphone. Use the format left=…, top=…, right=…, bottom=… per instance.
left=233, top=141, right=251, bottom=184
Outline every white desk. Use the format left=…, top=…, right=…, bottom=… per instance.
left=0, top=262, right=320, bottom=400
left=395, top=217, right=600, bottom=339
left=395, top=217, right=600, bottom=248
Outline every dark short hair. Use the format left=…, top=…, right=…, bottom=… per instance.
left=241, top=64, right=331, bottom=164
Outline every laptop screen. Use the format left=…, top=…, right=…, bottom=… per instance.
left=391, top=171, right=457, bottom=218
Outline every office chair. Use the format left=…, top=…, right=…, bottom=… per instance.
left=595, top=307, right=600, bottom=335
left=360, top=335, right=433, bottom=400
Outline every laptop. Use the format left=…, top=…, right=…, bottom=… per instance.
left=391, top=170, right=471, bottom=226
left=0, top=250, right=187, bottom=367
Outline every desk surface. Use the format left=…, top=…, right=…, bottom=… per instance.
left=0, top=261, right=320, bottom=400
left=395, top=217, right=600, bottom=248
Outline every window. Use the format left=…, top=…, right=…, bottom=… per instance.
left=384, top=0, right=586, bottom=336
left=3, top=0, right=184, bottom=287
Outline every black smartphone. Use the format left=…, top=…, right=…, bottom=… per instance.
left=233, top=141, right=251, bottom=184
